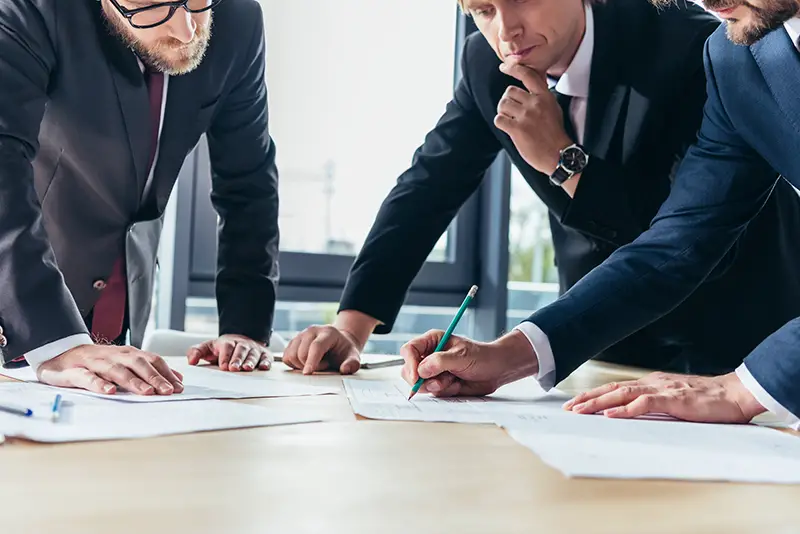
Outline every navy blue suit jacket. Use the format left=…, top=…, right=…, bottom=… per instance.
left=527, top=25, right=800, bottom=417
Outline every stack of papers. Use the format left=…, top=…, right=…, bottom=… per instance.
left=499, top=413, right=800, bottom=484
left=0, top=363, right=338, bottom=443
left=0, top=363, right=338, bottom=402
left=0, top=382, right=321, bottom=443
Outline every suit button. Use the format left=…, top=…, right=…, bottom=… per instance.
left=0, top=335, right=8, bottom=348
left=93, top=280, right=107, bottom=291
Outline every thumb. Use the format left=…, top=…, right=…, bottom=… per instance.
left=417, top=347, right=468, bottom=380
left=187, top=341, right=213, bottom=365
left=339, top=353, right=361, bottom=375
left=401, top=329, right=446, bottom=383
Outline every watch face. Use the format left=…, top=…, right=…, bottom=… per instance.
left=560, top=146, right=588, bottom=173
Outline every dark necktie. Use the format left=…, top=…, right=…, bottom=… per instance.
left=91, top=69, right=164, bottom=344
left=551, top=88, right=577, bottom=143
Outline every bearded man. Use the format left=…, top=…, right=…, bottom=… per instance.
left=0, top=0, right=279, bottom=395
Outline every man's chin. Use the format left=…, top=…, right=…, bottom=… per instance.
left=149, top=51, right=205, bottom=75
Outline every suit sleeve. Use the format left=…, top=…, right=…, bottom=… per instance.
left=338, top=44, right=502, bottom=333
left=559, top=28, right=712, bottom=247
left=0, top=0, right=89, bottom=364
left=525, top=40, right=779, bottom=383
left=207, top=8, right=279, bottom=345
left=740, top=319, right=800, bottom=420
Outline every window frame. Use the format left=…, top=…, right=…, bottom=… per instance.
left=164, top=8, right=512, bottom=339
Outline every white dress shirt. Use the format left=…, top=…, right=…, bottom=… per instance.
left=516, top=15, right=800, bottom=430
left=24, top=60, right=169, bottom=371
left=547, top=2, right=593, bottom=146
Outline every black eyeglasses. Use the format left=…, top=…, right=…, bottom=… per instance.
left=108, top=0, right=224, bottom=29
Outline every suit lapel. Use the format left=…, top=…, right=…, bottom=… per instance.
left=751, top=27, right=800, bottom=137
left=93, top=8, right=151, bottom=202
left=583, top=2, right=628, bottom=160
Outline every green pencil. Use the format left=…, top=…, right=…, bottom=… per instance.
left=408, top=285, right=478, bottom=400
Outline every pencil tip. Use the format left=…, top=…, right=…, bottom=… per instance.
left=407, top=391, right=416, bottom=401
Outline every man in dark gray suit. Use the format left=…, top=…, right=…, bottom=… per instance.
left=0, top=0, right=279, bottom=395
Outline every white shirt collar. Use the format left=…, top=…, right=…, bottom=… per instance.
left=784, top=16, right=800, bottom=49
left=549, top=3, right=594, bottom=98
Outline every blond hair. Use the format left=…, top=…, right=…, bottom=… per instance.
left=458, top=0, right=603, bottom=11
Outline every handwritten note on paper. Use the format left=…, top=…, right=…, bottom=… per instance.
left=0, top=363, right=338, bottom=403
left=499, top=414, right=800, bottom=484
left=0, top=382, right=321, bottom=443
left=343, top=379, right=571, bottom=424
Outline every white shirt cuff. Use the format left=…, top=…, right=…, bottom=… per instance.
left=735, top=363, right=800, bottom=430
left=24, top=334, right=94, bottom=373
left=513, top=322, right=556, bottom=390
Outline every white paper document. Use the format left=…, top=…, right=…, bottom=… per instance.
left=343, top=378, right=571, bottom=423
left=0, top=382, right=321, bottom=443
left=0, top=363, right=337, bottom=402
left=500, top=413, right=800, bottom=484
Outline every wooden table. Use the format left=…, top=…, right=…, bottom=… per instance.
left=2, top=359, right=799, bottom=534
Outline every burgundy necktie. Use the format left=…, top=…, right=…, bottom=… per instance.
left=91, top=69, right=164, bottom=344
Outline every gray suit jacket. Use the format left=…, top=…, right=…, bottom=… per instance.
left=0, top=0, right=279, bottom=364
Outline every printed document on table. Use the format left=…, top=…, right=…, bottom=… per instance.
left=0, top=362, right=337, bottom=403
left=498, top=412, right=800, bottom=484
left=343, top=378, right=571, bottom=423
left=0, top=381, right=321, bottom=443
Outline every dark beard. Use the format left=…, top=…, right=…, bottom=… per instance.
left=734, top=0, right=799, bottom=44
left=101, top=2, right=213, bottom=75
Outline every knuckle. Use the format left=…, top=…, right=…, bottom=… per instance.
left=640, top=395, right=657, bottom=408
left=619, top=386, right=634, bottom=397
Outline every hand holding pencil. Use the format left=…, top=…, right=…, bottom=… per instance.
left=400, top=286, right=539, bottom=399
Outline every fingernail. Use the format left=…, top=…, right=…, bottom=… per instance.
left=103, top=385, right=115, bottom=394
left=230, top=363, right=240, bottom=371
left=174, top=382, right=184, bottom=393
left=605, top=408, right=620, bottom=416
left=243, top=362, right=254, bottom=371
left=427, top=381, right=441, bottom=393
left=159, top=384, right=173, bottom=395
left=562, top=400, right=573, bottom=409
left=572, top=403, right=585, bottom=412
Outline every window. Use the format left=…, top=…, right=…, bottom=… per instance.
left=506, top=166, right=558, bottom=331
left=259, top=0, right=459, bottom=261
left=156, top=9, right=505, bottom=339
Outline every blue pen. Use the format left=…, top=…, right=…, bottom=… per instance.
left=0, top=402, right=33, bottom=418
left=51, top=394, right=62, bottom=423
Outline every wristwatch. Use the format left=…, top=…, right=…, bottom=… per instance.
left=549, top=144, right=589, bottom=186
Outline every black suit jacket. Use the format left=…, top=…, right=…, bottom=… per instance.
left=0, top=0, right=279, bottom=363
left=339, top=0, right=800, bottom=374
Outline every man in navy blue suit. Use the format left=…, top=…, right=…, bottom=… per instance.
left=400, top=0, right=800, bottom=428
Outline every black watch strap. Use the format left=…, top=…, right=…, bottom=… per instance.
left=549, top=166, right=571, bottom=186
